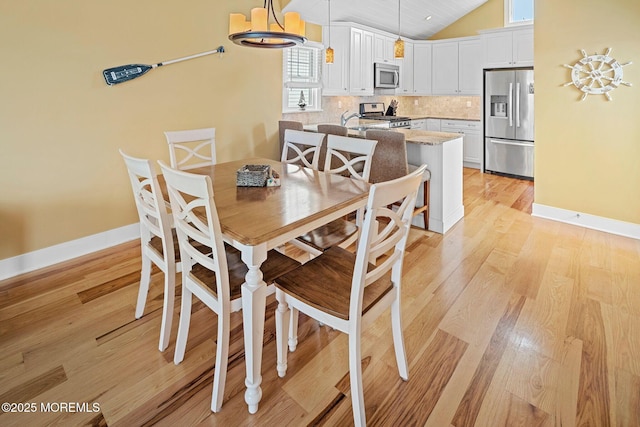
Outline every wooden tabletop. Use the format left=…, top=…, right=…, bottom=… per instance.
left=176, top=158, right=370, bottom=246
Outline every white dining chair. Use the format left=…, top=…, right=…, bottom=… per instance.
left=120, top=149, right=178, bottom=352
left=158, top=161, right=300, bottom=412
left=281, top=129, right=326, bottom=169
left=164, top=127, right=216, bottom=170
left=274, top=164, right=426, bottom=426
left=293, top=134, right=378, bottom=257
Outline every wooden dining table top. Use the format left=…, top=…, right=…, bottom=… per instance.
left=162, top=158, right=370, bottom=246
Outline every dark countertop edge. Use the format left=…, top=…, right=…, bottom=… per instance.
left=404, top=115, right=481, bottom=122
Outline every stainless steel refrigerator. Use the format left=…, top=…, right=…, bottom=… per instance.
left=484, top=68, right=534, bottom=179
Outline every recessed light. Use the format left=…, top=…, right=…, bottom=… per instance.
left=425, top=15, right=432, bottom=20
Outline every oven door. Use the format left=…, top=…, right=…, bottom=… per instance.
left=374, top=63, right=399, bottom=89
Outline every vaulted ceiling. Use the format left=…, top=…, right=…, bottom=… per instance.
left=283, top=0, right=488, bottom=40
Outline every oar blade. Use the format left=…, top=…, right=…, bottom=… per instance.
left=103, top=64, right=153, bottom=86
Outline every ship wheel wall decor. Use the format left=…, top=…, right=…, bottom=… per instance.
left=563, top=48, right=632, bottom=101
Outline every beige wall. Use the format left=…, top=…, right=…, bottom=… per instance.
left=0, top=0, right=311, bottom=259
left=430, top=0, right=503, bottom=40
left=534, top=0, right=640, bottom=223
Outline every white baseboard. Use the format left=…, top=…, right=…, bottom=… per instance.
left=0, top=223, right=140, bottom=281
left=532, top=203, right=640, bottom=240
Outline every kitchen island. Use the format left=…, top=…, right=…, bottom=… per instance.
left=303, top=125, right=464, bottom=234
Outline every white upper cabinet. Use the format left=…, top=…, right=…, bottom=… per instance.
left=412, top=42, right=432, bottom=95
left=396, top=41, right=414, bottom=95
left=432, top=37, right=482, bottom=95
left=373, top=34, right=395, bottom=64
left=322, top=25, right=350, bottom=95
left=349, top=27, right=374, bottom=95
left=480, top=25, right=534, bottom=68
left=458, top=39, right=482, bottom=94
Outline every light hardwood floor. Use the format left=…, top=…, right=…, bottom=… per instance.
left=1, top=168, right=639, bottom=426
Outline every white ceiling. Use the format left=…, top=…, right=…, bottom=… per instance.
left=283, top=0, right=488, bottom=40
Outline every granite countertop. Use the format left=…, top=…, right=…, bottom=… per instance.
left=303, top=124, right=462, bottom=146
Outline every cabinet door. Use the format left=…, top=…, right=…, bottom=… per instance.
left=350, top=28, right=374, bottom=95
left=426, top=118, right=440, bottom=131
left=323, top=26, right=349, bottom=95
left=462, top=130, right=482, bottom=166
left=458, top=39, right=482, bottom=95
left=413, top=43, right=432, bottom=95
left=397, top=42, right=414, bottom=94
left=374, top=34, right=395, bottom=63
left=410, top=119, right=426, bottom=130
left=441, top=120, right=482, bottom=167
left=432, top=41, right=459, bottom=95
left=481, top=31, right=513, bottom=68
left=512, top=28, right=534, bottom=66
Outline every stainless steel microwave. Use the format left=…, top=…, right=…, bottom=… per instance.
left=374, top=62, right=400, bottom=89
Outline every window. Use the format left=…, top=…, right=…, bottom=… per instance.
left=505, top=0, right=534, bottom=26
left=283, top=42, right=322, bottom=112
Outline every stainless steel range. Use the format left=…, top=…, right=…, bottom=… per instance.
left=359, top=102, right=411, bottom=129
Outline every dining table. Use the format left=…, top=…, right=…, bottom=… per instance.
left=170, top=157, right=370, bottom=414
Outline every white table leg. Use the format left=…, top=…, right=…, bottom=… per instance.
left=240, top=244, right=268, bottom=414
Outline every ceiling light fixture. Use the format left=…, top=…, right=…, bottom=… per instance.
left=229, top=0, right=307, bottom=49
left=394, top=0, right=404, bottom=58
left=325, top=0, right=334, bottom=63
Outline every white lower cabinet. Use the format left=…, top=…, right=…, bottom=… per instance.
left=410, top=119, right=427, bottom=130
left=440, top=119, right=482, bottom=169
left=426, top=119, right=441, bottom=132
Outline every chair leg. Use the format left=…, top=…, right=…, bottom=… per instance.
left=289, top=309, right=299, bottom=352
left=390, top=296, right=409, bottom=380
left=173, top=283, right=192, bottom=365
left=135, top=253, right=151, bottom=319
left=158, top=264, right=176, bottom=352
left=349, top=332, right=366, bottom=426
left=275, top=293, right=291, bottom=378
left=423, top=180, right=429, bottom=230
left=211, top=310, right=230, bottom=412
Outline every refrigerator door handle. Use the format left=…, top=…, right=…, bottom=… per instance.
left=515, top=82, right=521, bottom=128
left=490, top=139, right=532, bottom=147
left=508, top=83, right=513, bottom=127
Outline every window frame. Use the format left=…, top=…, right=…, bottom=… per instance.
left=504, top=0, right=534, bottom=27
left=282, top=41, right=323, bottom=113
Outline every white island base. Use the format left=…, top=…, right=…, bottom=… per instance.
left=406, top=135, right=464, bottom=233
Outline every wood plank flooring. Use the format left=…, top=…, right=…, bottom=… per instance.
left=1, top=168, right=639, bottom=426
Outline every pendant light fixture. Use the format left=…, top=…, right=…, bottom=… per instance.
left=325, top=0, right=334, bottom=64
left=394, top=0, right=405, bottom=58
left=229, top=0, right=307, bottom=49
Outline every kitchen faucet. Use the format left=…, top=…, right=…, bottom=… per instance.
left=340, top=110, right=361, bottom=126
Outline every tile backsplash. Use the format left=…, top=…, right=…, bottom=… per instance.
left=282, top=95, right=481, bottom=125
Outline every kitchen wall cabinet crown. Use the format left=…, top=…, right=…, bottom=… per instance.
left=480, top=25, right=533, bottom=68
